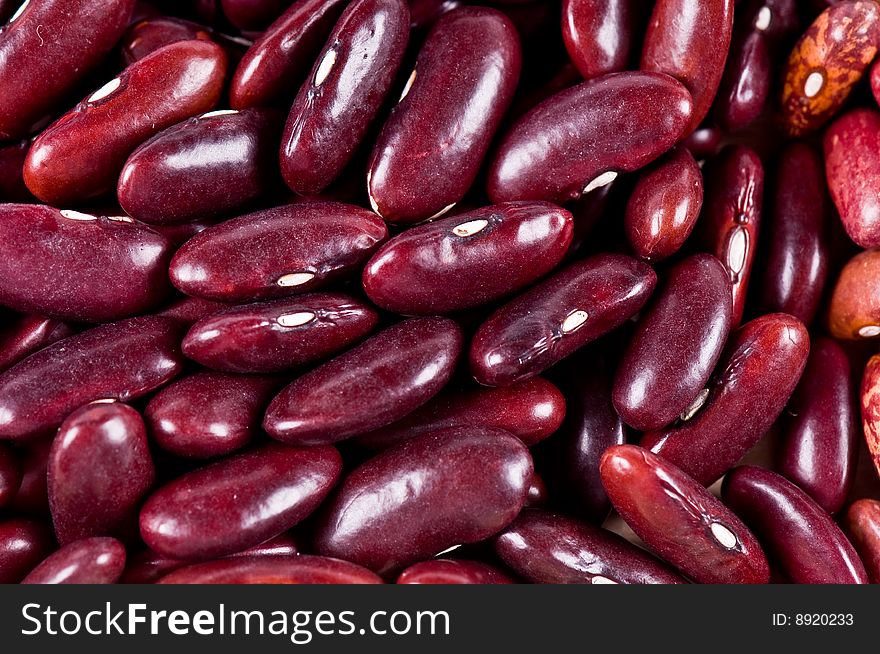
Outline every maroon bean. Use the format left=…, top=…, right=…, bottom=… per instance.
left=281, top=0, right=409, bottom=195
left=844, top=499, right=880, bottom=583
left=723, top=466, right=867, bottom=584
left=0, top=0, right=135, bottom=140
left=397, top=559, right=514, bottom=584
left=141, top=443, right=341, bottom=560
left=0, top=443, right=21, bottom=508
left=183, top=294, right=378, bottom=374
left=0, top=139, right=33, bottom=202
left=363, top=202, right=573, bottom=314
left=264, top=317, right=461, bottom=445
left=641, top=313, right=810, bottom=486
left=156, top=296, right=230, bottom=325
left=470, top=254, right=656, bottom=387
left=778, top=338, right=856, bottom=514
left=624, top=147, right=704, bottom=262
left=0, top=316, right=184, bottom=440
left=22, top=537, right=126, bottom=584
left=408, top=0, right=460, bottom=30
left=0, top=314, right=73, bottom=374
left=313, top=426, right=532, bottom=574
left=613, top=254, right=732, bottom=432
left=0, top=518, right=54, bottom=583
left=681, top=123, right=723, bottom=161
left=169, top=202, right=387, bottom=303
left=525, top=472, right=548, bottom=507
left=562, top=0, right=639, bottom=80
left=148, top=219, right=216, bottom=246
left=221, top=0, right=287, bottom=30
left=120, top=17, right=213, bottom=65
left=487, top=72, right=693, bottom=205
left=23, top=40, right=227, bottom=206
left=8, top=438, right=51, bottom=516
left=158, top=554, right=383, bottom=584
left=742, top=0, right=800, bottom=50
left=367, top=7, right=520, bottom=223
left=641, top=0, right=734, bottom=134
left=713, top=29, right=771, bottom=132
left=0, top=205, right=173, bottom=322
left=600, top=445, right=770, bottom=584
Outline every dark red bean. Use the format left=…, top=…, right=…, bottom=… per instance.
left=0, top=205, right=173, bottom=322
left=408, top=0, right=460, bottom=30
left=281, top=0, right=409, bottom=195
left=713, top=29, right=771, bottom=132
left=120, top=17, right=213, bottom=65
left=0, top=314, right=73, bottom=374
left=155, top=296, right=230, bottom=326
left=525, top=472, right=548, bottom=507
left=681, top=123, right=723, bottom=161
left=23, top=40, right=227, bottom=206
left=600, top=445, right=770, bottom=584
left=778, top=338, right=856, bottom=514
left=641, top=0, right=734, bottom=134
left=141, top=443, right=341, bottom=560
left=221, top=0, right=287, bottom=30
left=0, top=443, right=21, bottom=508
left=22, top=537, right=126, bottom=584
left=612, top=255, right=731, bottom=432
left=829, top=249, right=880, bottom=339
left=470, top=254, right=656, bottom=387
left=844, top=499, right=880, bottom=583
left=158, top=554, right=383, bottom=584
left=494, top=509, right=686, bottom=584
left=264, top=317, right=461, bottom=445
left=313, top=426, right=532, bottom=574
left=742, top=0, right=800, bottom=50
left=641, top=313, right=810, bottom=486
left=0, top=518, right=54, bottom=583
left=861, top=354, right=880, bottom=479
left=0, top=316, right=184, bottom=440
left=0, top=0, right=135, bottom=140
left=562, top=0, right=639, bottom=80
left=624, top=147, right=704, bottom=262
left=363, top=202, right=573, bottom=314
left=169, top=202, right=387, bottom=303
left=148, top=219, right=216, bottom=246
left=368, top=7, right=521, bottom=223
left=723, top=466, right=867, bottom=584
left=8, top=438, right=51, bottom=516
left=0, top=140, right=33, bottom=202
left=397, top=559, right=514, bottom=584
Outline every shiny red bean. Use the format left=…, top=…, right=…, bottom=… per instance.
left=713, top=29, right=771, bottom=132
left=397, top=559, right=514, bottom=584
left=221, top=0, right=287, bottom=30
left=861, top=354, right=880, bottom=479
left=0, top=443, right=21, bottom=508
left=22, top=537, right=126, bottom=584
left=844, top=499, right=880, bottom=583
left=0, top=140, right=33, bottom=202
left=0, top=314, right=73, bottom=374
left=743, top=0, right=799, bottom=50
left=681, top=124, right=723, bottom=161
left=120, top=17, right=213, bottom=65
left=829, top=249, right=880, bottom=339
left=158, top=554, right=383, bottom=584
left=0, top=518, right=54, bottom=583
left=155, top=296, right=230, bottom=326
left=408, top=0, right=460, bottom=30
left=562, top=0, right=640, bottom=80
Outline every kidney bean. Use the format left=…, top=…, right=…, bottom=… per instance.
left=169, top=202, right=387, bottom=303
left=525, top=472, right=548, bottom=507
left=681, top=123, right=723, bottom=161
left=723, top=466, right=867, bottom=584
left=861, top=354, right=880, bottom=479
left=743, top=0, right=800, bottom=50
left=183, top=294, right=379, bottom=374
left=845, top=499, right=880, bottom=583
left=22, top=537, right=126, bottom=584
left=641, top=0, right=734, bottom=134
left=281, top=0, right=409, bottom=196
left=141, top=443, right=341, bottom=560
left=824, top=109, right=880, bottom=249
left=0, top=205, right=173, bottom=322
left=264, top=317, right=461, bottom=444
left=0, top=316, right=184, bottom=440
left=488, top=72, right=693, bottom=205
left=0, top=519, right=54, bottom=583
left=641, top=313, right=810, bottom=486
left=713, top=29, right=770, bottom=132
left=158, top=554, right=383, bottom=584
left=0, top=140, right=33, bottom=202
left=23, top=40, right=227, bottom=206
left=624, top=147, right=703, bottom=262
left=470, top=254, right=656, bottom=387
left=0, top=314, right=73, bottom=374
left=120, top=16, right=213, bottom=65
left=408, top=0, right=460, bottom=30
left=778, top=338, right=856, bottom=514
left=613, top=254, right=732, bottom=432
left=221, top=0, right=287, bottom=30
left=8, top=438, right=51, bottom=516
left=0, top=0, right=136, bottom=140
left=0, top=443, right=21, bottom=508
left=397, top=559, right=514, bottom=584
left=829, top=250, right=880, bottom=339
left=156, top=297, right=230, bottom=326
left=561, top=0, right=639, bottom=80
left=363, top=202, right=573, bottom=315
left=314, top=426, right=532, bottom=574
left=780, top=1, right=880, bottom=136
left=601, top=445, right=769, bottom=584
left=367, top=7, right=521, bottom=223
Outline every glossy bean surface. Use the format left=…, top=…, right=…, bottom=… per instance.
left=22, top=537, right=126, bottom=584
left=0, top=314, right=72, bottom=374
left=829, top=249, right=880, bottom=339
left=0, top=443, right=21, bottom=508
left=714, top=29, right=770, bottom=132
left=845, top=499, right=880, bottom=583
left=397, top=559, right=513, bottom=584
left=860, top=354, right=880, bottom=479
left=562, top=0, right=639, bottom=80
left=0, top=519, right=54, bottom=584
left=158, top=555, right=383, bottom=584
left=120, top=17, right=213, bottom=65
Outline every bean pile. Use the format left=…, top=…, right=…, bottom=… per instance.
left=1, top=0, right=880, bottom=585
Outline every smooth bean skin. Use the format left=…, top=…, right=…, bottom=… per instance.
left=845, top=499, right=880, bottom=583
left=470, top=254, right=657, bottom=387
left=824, top=109, right=880, bottom=249
left=368, top=7, right=521, bottom=223
left=0, top=0, right=136, bottom=140
left=156, top=297, right=230, bottom=326
left=264, top=317, right=462, bottom=445
left=714, top=29, right=771, bottom=132
left=0, top=140, right=33, bottom=202
left=397, top=559, right=514, bottom=584
left=780, top=1, right=880, bottom=136
left=861, top=354, right=880, bottom=479
left=23, top=40, right=228, bottom=206
left=723, top=466, right=867, bottom=584
left=562, top=0, right=639, bottom=80
left=0, top=443, right=21, bottom=508
left=641, top=0, right=734, bottom=134
left=487, top=72, right=693, bottom=205
left=145, top=372, right=280, bottom=458
left=0, top=314, right=73, bottom=374
left=829, top=249, right=880, bottom=339
left=601, top=445, right=770, bottom=584
left=778, top=338, right=856, bottom=514
left=681, top=124, right=723, bottom=161
left=759, top=143, right=828, bottom=323
left=409, top=0, right=460, bottom=29
left=221, top=0, right=288, bottom=30
left=613, top=254, right=732, bottom=432
left=281, top=0, right=409, bottom=195
left=699, top=145, right=764, bottom=328
left=313, top=426, right=532, bottom=574
left=49, top=402, right=155, bottom=545
left=0, top=519, right=54, bottom=584
left=183, top=294, right=378, bottom=374
left=158, top=555, right=383, bottom=584
left=22, top=538, right=126, bottom=584
left=641, top=313, right=810, bottom=486
left=363, top=202, right=573, bottom=314
left=624, top=147, right=704, bottom=262
left=120, top=17, right=213, bottom=64
left=169, top=202, right=387, bottom=303
left=119, top=109, right=282, bottom=224
left=0, top=316, right=184, bottom=440
left=0, top=205, right=173, bottom=322
left=743, top=0, right=800, bottom=49
left=495, top=510, right=686, bottom=584
left=140, top=443, right=341, bottom=560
